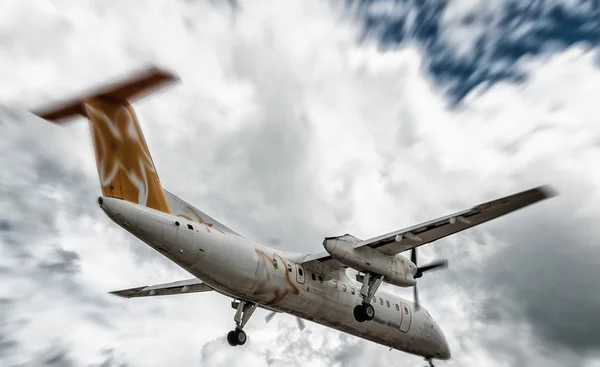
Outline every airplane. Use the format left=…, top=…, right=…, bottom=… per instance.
left=30, top=66, right=556, bottom=367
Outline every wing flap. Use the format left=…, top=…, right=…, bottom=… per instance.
left=110, top=278, right=213, bottom=298
left=357, top=185, right=556, bottom=256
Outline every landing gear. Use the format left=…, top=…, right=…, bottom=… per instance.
left=353, top=272, right=384, bottom=323
left=226, top=300, right=256, bottom=347
left=353, top=303, right=375, bottom=322
left=227, top=329, right=247, bottom=346
left=425, top=357, right=435, bottom=367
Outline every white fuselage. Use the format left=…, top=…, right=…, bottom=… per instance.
left=99, top=196, right=451, bottom=360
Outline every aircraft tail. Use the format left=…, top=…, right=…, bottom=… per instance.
left=33, top=67, right=178, bottom=214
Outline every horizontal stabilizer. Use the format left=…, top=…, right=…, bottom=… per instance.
left=34, top=66, right=179, bottom=123
left=110, top=278, right=213, bottom=298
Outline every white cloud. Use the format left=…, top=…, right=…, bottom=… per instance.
left=1, top=0, right=600, bottom=366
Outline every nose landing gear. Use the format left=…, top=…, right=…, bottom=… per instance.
left=226, top=300, right=256, bottom=347
left=425, top=357, right=435, bottom=367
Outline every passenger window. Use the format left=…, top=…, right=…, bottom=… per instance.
left=298, top=268, right=303, bottom=277
left=318, top=275, right=323, bottom=283
left=287, top=264, right=292, bottom=273
left=342, top=284, right=347, bottom=292
left=380, top=298, right=383, bottom=305
left=311, top=273, right=316, bottom=281
left=396, top=304, right=400, bottom=311
left=351, top=287, right=355, bottom=295
left=386, top=300, right=390, bottom=308
left=404, top=307, right=408, bottom=315
left=187, top=224, right=193, bottom=230
left=333, top=280, right=338, bottom=289
left=273, top=258, right=278, bottom=269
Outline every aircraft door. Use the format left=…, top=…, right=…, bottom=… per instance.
left=296, top=264, right=306, bottom=284
left=399, top=302, right=412, bottom=332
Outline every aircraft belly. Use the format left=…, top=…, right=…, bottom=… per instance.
left=272, top=280, right=428, bottom=356
left=190, top=235, right=260, bottom=295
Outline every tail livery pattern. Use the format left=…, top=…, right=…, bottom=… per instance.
left=34, top=67, right=177, bottom=214
left=33, top=66, right=240, bottom=236
left=83, top=98, right=169, bottom=213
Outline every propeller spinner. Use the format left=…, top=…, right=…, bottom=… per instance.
left=410, top=248, right=448, bottom=310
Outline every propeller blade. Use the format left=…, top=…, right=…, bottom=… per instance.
left=296, top=317, right=306, bottom=331
left=265, top=311, right=276, bottom=324
left=413, top=283, right=420, bottom=311
left=266, top=311, right=305, bottom=331
left=418, top=259, right=449, bottom=274
left=411, top=248, right=417, bottom=265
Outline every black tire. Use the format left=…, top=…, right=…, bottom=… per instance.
left=226, top=330, right=237, bottom=346
left=353, top=305, right=366, bottom=323
left=234, top=329, right=247, bottom=346
left=363, top=303, right=375, bottom=321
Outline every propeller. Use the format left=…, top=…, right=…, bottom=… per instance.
left=410, top=248, right=448, bottom=310
left=265, top=311, right=305, bottom=331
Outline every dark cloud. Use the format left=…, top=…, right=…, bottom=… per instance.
left=89, top=348, right=129, bottom=367
left=37, top=246, right=81, bottom=275
left=27, top=345, right=75, bottom=367
left=0, top=298, right=19, bottom=358
left=481, top=210, right=600, bottom=354
left=0, top=219, right=12, bottom=232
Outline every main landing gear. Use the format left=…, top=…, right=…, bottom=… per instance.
left=354, top=272, right=384, bottom=323
left=425, top=357, right=435, bottom=367
left=226, top=300, right=257, bottom=347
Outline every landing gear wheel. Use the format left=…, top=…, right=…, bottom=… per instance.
left=234, top=329, right=247, bottom=346
left=226, top=329, right=247, bottom=346
left=354, top=305, right=366, bottom=323
left=227, top=330, right=237, bottom=346
left=363, top=303, right=375, bottom=321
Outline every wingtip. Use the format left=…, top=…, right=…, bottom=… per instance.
left=537, top=185, right=558, bottom=199
left=108, top=291, right=128, bottom=298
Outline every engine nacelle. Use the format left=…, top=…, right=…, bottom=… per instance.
left=323, top=234, right=416, bottom=287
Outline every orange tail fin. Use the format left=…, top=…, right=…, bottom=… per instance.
left=33, top=67, right=179, bottom=214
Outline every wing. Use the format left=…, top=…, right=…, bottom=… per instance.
left=110, top=278, right=213, bottom=298
left=356, top=185, right=556, bottom=256
left=299, top=250, right=348, bottom=273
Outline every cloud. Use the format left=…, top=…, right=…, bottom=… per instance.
left=1, top=1, right=600, bottom=367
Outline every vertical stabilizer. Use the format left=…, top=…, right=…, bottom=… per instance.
left=33, top=67, right=178, bottom=214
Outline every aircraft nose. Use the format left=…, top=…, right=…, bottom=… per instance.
left=437, top=332, right=451, bottom=360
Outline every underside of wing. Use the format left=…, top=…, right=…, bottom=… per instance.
left=110, top=278, right=213, bottom=298
left=356, top=185, right=557, bottom=256
left=299, top=251, right=348, bottom=272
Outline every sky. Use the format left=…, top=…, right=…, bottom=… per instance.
left=1, top=0, right=600, bottom=366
